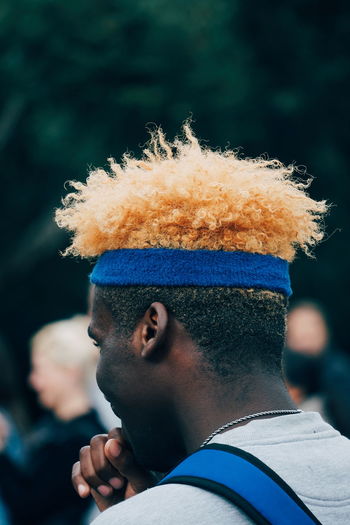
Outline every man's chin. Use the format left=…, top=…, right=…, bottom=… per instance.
left=133, top=446, right=185, bottom=474
left=121, top=425, right=186, bottom=473
left=110, top=404, right=121, bottom=419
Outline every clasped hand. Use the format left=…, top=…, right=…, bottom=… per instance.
left=72, top=428, right=156, bottom=511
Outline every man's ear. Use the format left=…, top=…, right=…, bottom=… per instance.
left=140, top=302, right=168, bottom=359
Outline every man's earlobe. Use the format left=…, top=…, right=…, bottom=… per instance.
left=141, top=302, right=168, bottom=359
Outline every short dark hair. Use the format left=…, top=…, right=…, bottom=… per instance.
left=99, top=286, right=287, bottom=379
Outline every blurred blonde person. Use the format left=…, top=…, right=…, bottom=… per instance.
left=0, top=315, right=106, bottom=525
left=30, top=314, right=117, bottom=428
left=30, top=315, right=96, bottom=418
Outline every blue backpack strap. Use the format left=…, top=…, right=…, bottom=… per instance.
left=158, top=443, right=322, bottom=525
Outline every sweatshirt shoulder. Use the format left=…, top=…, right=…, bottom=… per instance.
left=92, top=483, right=253, bottom=525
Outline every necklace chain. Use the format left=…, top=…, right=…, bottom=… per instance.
left=200, top=409, right=302, bottom=447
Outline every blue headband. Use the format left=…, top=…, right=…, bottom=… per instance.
left=90, top=248, right=291, bottom=296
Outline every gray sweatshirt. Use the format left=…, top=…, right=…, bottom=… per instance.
left=92, top=412, right=350, bottom=524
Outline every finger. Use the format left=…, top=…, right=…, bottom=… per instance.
left=107, top=428, right=130, bottom=448
left=79, top=445, right=114, bottom=497
left=90, top=488, right=119, bottom=513
left=105, top=439, right=154, bottom=493
left=72, top=461, right=90, bottom=498
left=90, top=435, right=125, bottom=490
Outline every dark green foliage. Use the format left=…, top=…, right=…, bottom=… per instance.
left=0, top=1, right=349, bottom=414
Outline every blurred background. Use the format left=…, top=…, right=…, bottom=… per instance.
left=0, top=0, right=349, bottom=479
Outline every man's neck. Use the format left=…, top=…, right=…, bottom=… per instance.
left=175, top=373, right=296, bottom=453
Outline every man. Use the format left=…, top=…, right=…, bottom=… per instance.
left=56, top=124, right=350, bottom=523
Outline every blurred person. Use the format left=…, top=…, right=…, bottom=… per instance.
left=323, top=350, right=350, bottom=438
left=0, top=335, right=29, bottom=435
left=0, top=315, right=105, bottom=525
left=0, top=336, right=27, bottom=525
left=283, top=301, right=329, bottom=411
left=284, top=301, right=350, bottom=437
left=55, top=125, right=350, bottom=524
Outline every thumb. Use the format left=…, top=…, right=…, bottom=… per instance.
left=104, top=439, right=155, bottom=494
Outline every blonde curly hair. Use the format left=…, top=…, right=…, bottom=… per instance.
left=55, top=123, right=328, bottom=262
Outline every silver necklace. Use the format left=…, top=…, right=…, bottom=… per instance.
left=200, top=409, right=302, bottom=447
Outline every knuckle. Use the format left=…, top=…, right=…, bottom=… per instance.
left=71, top=461, right=81, bottom=482
left=107, top=427, right=123, bottom=441
left=72, top=460, right=80, bottom=473
left=90, top=434, right=107, bottom=447
left=79, top=445, right=90, bottom=460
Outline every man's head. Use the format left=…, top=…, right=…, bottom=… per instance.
left=56, top=124, right=327, bottom=470
left=87, top=285, right=286, bottom=470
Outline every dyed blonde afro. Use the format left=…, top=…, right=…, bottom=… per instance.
left=56, top=124, right=328, bottom=262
